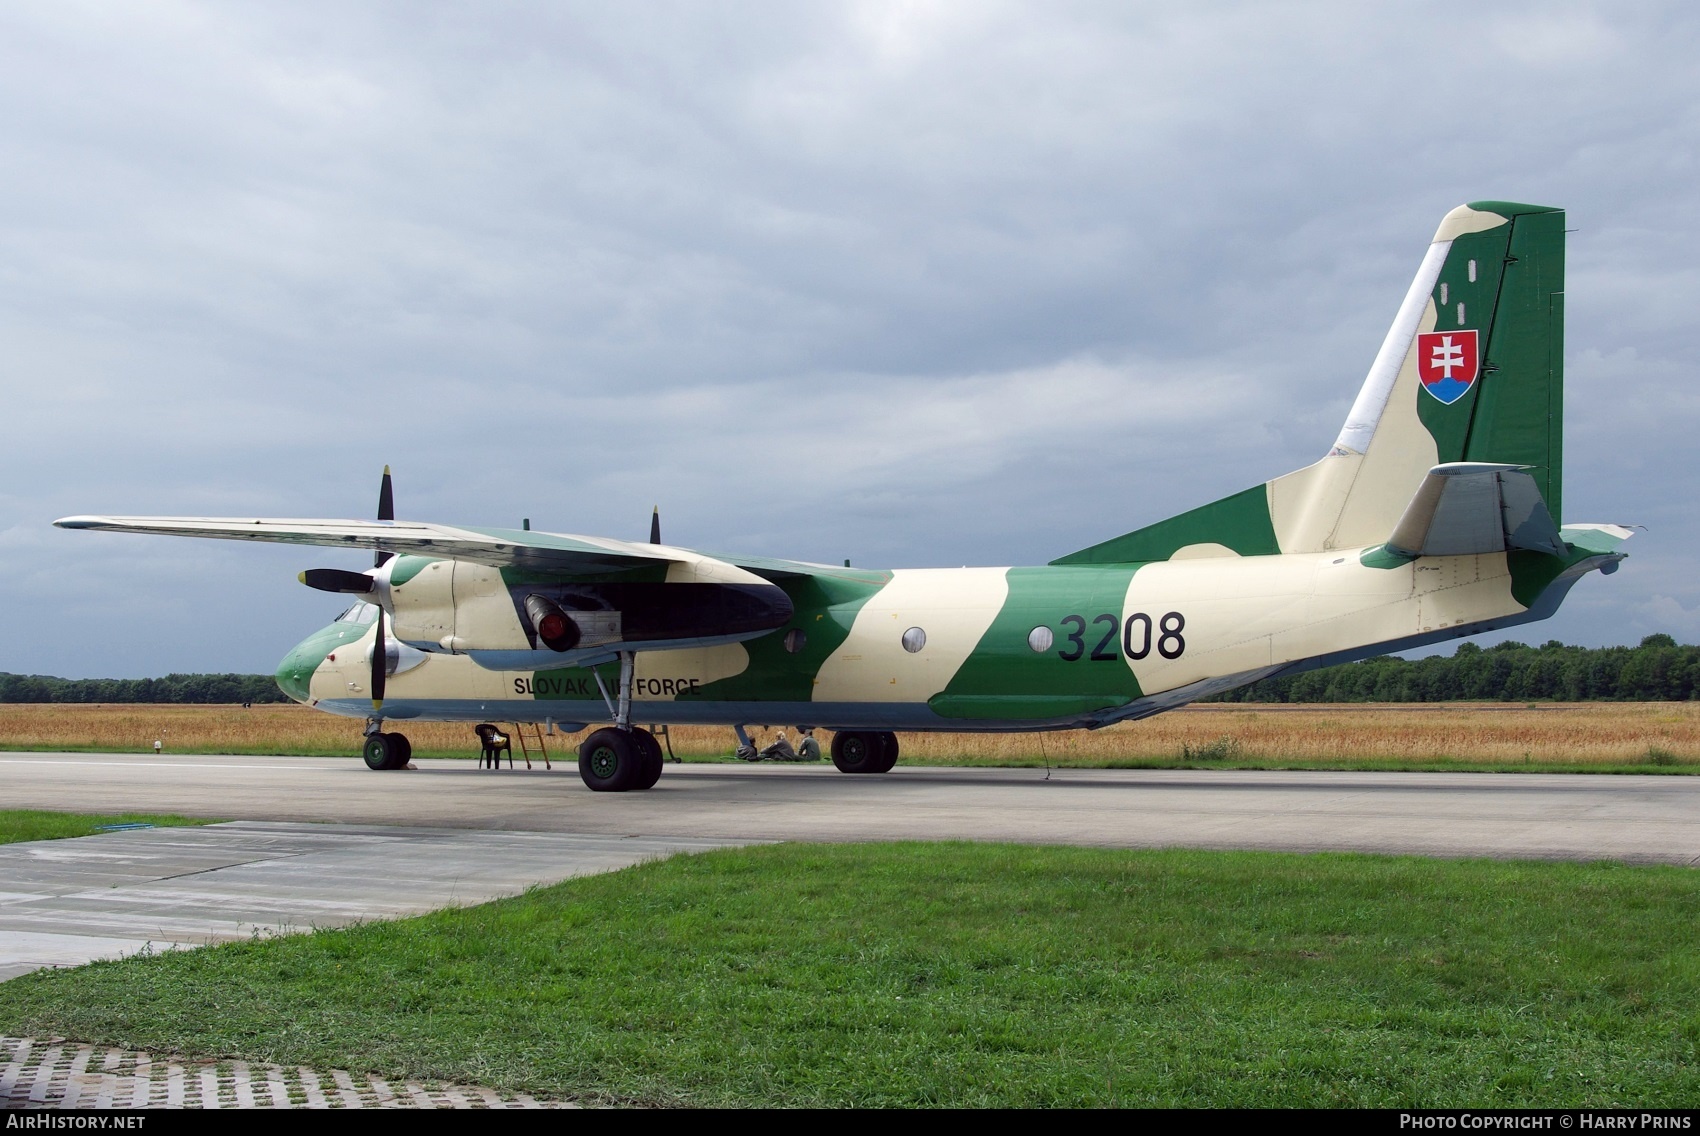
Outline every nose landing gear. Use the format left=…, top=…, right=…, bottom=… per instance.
left=361, top=729, right=412, bottom=770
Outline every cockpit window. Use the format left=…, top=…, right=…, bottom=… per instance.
left=336, top=603, right=380, bottom=625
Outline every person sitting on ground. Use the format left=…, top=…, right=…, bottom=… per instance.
left=758, top=729, right=798, bottom=762
left=796, top=727, right=821, bottom=762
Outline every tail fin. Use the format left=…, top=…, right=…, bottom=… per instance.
left=1053, top=200, right=1565, bottom=565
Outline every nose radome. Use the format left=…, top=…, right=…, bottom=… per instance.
left=275, top=626, right=341, bottom=703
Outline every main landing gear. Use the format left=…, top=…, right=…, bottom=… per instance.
left=831, top=730, right=899, bottom=774
left=362, top=729, right=412, bottom=770
left=577, top=726, right=664, bottom=792
left=577, top=650, right=665, bottom=793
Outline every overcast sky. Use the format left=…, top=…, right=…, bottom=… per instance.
left=2, top=1, right=1696, bottom=678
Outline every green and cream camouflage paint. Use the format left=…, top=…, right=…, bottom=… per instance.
left=64, top=201, right=1631, bottom=736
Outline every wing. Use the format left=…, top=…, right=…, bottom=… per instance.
left=52, top=514, right=899, bottom=592
left=53, top=516, right=675, bottom=573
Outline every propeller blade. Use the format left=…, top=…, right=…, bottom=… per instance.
left=375, top=465, right=394, bottom=568
left=649, top=505, right=660, bottom=545
left=371, top=607, right=387, bottom=712
left=299, top=568, right=376, bottom=594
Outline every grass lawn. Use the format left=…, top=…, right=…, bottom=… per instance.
left=0, top=843, right=1695, bottom=1107
left=0, top=809, right=218, bottom=845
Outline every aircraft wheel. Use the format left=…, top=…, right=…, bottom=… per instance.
left=872, top=731, right=899, bottom=773
left=390, top=733, right=413, bottom=767
left=831, top=730, right=885, bottom=774
left=362, top=732, right=404, bottom=771
left=633, top=728, right=664, bottom=790
left=578, top=728, right=643, bottom=792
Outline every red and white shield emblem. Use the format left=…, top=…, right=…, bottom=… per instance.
left=1416, top=329, right=1479, bottom=405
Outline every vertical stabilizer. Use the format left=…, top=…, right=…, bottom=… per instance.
left=1266, top=201, right=1565, bottom=552
left=1054, top=201, right=1566, bottom=565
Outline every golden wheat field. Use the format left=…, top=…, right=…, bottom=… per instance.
left=0, top=701, right=1696, bottom=768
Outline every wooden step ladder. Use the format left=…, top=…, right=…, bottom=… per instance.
left=510, top=722, right=552, bottom=770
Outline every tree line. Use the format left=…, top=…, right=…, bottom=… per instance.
left=0, top=672, right=290, bottom=704
left=1206, top=635, right=1699, bottom=703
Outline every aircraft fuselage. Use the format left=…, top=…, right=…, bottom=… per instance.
left=285, top=535, right=1618, bottom=734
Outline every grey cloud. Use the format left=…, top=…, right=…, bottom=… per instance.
left=2, top=1, right=1697, bottom=676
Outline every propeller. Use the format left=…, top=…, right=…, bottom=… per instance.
left=649, top=505, right=660, bottom=545
left=294, top=466, right=397, bottom=714
left=375, top=465, right=394, bottom=567
left=371, top=599, right=387, bottom=712
left=371, top=466, right=393, bottom=712
left=299, top=568, right=375, bottom=593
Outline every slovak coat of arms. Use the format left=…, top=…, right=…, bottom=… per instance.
left=1416, top=329, right=1480, bottom=405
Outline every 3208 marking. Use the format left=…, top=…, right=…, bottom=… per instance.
left=1058, top=612, right=1185, bottom=662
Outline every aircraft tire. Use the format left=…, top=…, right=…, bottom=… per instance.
left=830, top=730, right=883, bottom=774
left=872, top=731, right=899, bottom=773
left=578, top=728, right=642, bottom=792
left=633, top=728, right=664, bottom=790
left=390, top=733, right=413, bottom=768
left=362, top=732, right=402, bottom=771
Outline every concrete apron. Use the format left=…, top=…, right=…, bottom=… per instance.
left=0, top=821, right=749, bottom=981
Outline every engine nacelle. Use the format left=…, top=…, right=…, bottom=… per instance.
left=383, top=552, right=792, bottom=667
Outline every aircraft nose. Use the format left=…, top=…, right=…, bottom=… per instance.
left=275, top=633, right=333, bottom=703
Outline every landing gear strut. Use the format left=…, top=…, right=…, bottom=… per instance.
left=578, top=652, right=664, bottom=792
left=361, top=722, right=412, bottom=770
left=831, top=730, right=899, bottom=774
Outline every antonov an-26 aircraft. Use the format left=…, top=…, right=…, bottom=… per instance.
left=59, top=201, right=1630, bottom=792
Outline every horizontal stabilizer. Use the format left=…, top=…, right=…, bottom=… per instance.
left=1385, top=464, right=1565, bottom=558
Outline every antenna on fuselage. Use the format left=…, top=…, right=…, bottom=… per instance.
left=649, top=506, right=660, bottom=545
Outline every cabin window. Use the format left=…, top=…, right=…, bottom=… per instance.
left=1027, top=626, right=1054, bottom=653
left=783, top=628, right=807, bottom=654
left=901, top=627, right=926, bottom=653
